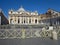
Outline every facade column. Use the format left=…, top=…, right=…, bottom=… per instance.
left=20, top=17, right=21, bottom=24
left=14, top=16, right=17, bottom=24
left=23, top=17, right=24, bottom=24
left=58, top=21, right=59, bottom=25
left=34, top=18, right=35, bottom=24
left=56, top=21, right=57, bottom=25
left=16, top=17, right=18, bottom=24
left=13, top=16, right=15, bottom=24
left=28, top=17, right=29, bottom=24
left=58, top=21, right=60, bottom=25
left=15, top=17, right=17, bottom=24
left=13, top=17, right=15, bottom=24
left=31, top=17, right=32, bottom=24
left=37, top=18, right=38, bottom=24
left=9, top=17, right=10, bottom=24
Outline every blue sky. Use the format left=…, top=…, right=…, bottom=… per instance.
left=0, top=0, right=60, bottom=18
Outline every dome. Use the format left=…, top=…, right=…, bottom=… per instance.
left=10, top=9, right=13, bottom=11
left=18, top=6, right=25, bottom=12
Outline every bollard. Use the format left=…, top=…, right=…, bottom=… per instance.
left=52, top=31, right=58, bottom=40
left=21, top=29, right=25, bottom=39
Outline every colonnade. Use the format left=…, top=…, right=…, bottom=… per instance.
left=9, top=17, right=39, bottom=24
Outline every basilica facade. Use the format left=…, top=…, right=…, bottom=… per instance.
left=9, top=6, right=40, bottom=25
left=8, top=6, right=60, bottom=25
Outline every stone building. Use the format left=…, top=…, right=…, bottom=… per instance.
left=8, top=6, right=60, bottom=25
left=9, top=6, right=39, bottom=25
left=46, top=9, right=60, bottom=25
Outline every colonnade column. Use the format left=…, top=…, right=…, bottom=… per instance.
left=56, top=21, right=58, bottom=25
left=34, top=18, right=35, bottom=24
left=13, top=17, right=15, bottom=24
left=16, top=17, right=18, bottom=24
left=28, top=17, right=29, bottom=24
left=31, top=18, right=32, bottom=24
left=58, top=21, right=59, bottom=25
left=37, top=18, right=38, bottom=24
left=22, top=17, right=24, bottom=24
left=20, top=17, right=21, bottom=24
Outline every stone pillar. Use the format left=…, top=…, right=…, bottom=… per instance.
left=34, top=18, right=35, bottom=24
left=58, top=21, right=59, bottom=25
left=12, top=16, right=14, bottom=24
left=52, top=31, right=58, bottom=40
left=15, top=17, right=18, bottom=24
left=37, top=18, right=38, bottom=24
left=56, top=21, right=57, bottom=25
left=16, top=17, right=18, bottom=24
left=14, top=17, right=16, bottom=24
left=23, top=17, right=24, bottom=24
left=31, top=18, right=32, bottom=24
left=28, top=17, right=29, bottom=24
left=21, top=29, right=25, bottom=39
left=21, top=17, right=22, bottom=24
left=20, top=17, right=21, bottom=24
left=9, top=17, right=10, bottom=24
